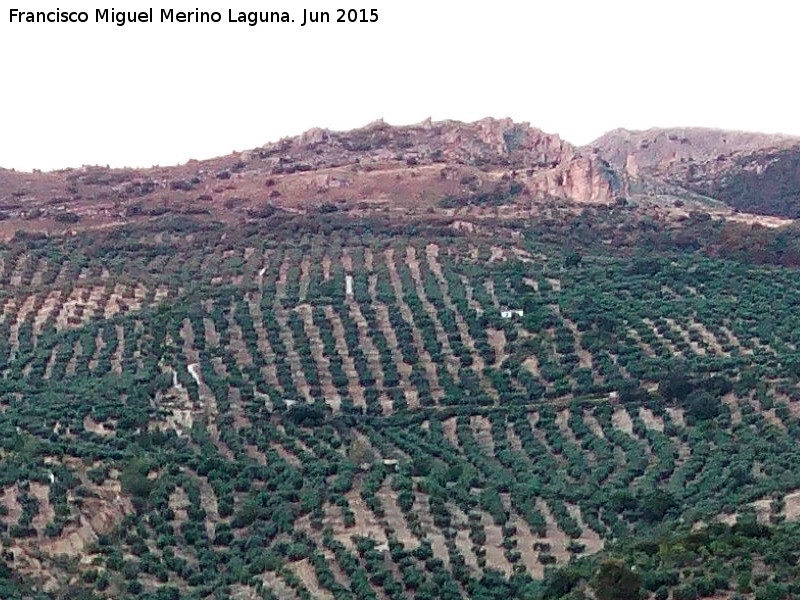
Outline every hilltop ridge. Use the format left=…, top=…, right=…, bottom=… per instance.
left=4, top=118, right=800, bottom=241
left=0, top=118, right=622, bottom=240
left=588, top=127, right=800, bottom=217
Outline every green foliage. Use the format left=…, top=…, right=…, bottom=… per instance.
left=563, top=251, right=582, bottom=268
left=2, top=222, right=800, bottom=599
left=639, top=488, right=676, bottom=523
left=120, top=459, right=155, bottom=505
left=659, top=371, right=694, bottom=403
left=591, top=559, right=641, bottom=600
left=684, top=390, right=721, bottom=420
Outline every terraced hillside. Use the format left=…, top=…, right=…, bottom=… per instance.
left=4, top=215, right=800, bottom=600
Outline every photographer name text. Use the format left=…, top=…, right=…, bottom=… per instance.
left=8, top=8, right=380, bottom=27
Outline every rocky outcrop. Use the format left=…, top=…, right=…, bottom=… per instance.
left=284, top=117, right=572, bottom=169
left=674, top=145, right=800, bottom=217
left=274, top=118, right=624, bottom=204
left=587, top=127, right=800, bottom=217
left=586, top=127, right=798, bottom=172
left=0, top=117, right=629, bottom=235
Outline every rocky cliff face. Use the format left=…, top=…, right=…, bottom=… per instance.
left=281, top=117, right=574, bottom=169
left=8, top=122, right=800, bottom=230
left=268, top=118, right=623, bottom=204
left=670, top=144, right=800, bottom=217
left=0, top=119, right=624, bottom=238
left=587, top=127, right=797, bottom=172
left=587, top=127, right=800, bottom=217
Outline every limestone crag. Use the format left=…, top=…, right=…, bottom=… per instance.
left=588, top=127, right=800, bottom=216
left=273, top=117, right=623, bottom=204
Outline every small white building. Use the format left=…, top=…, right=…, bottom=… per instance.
left=501, top=309, right=524, bottom=319
left=345, top=275, right=354, bottom=296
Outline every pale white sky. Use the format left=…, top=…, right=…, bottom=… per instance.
left=2, top=0, right=799, bottom=171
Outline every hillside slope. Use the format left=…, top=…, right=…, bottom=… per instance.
left=1, top=208, right=800, bottom=599
left=588, top=127, right=800, bottom=217
left=0, top=118, right=622, bottom=241
left=587, top=127, right=797, bottom=171
left=3, top=120, right=800, bottom=600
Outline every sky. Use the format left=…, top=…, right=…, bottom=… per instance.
left=1, top=0, right=799, bottom=171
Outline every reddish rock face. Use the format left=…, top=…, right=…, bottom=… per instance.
left=6, top=121, right=800, bottom=233
left=0, top=118, right=625, bottom=239
left=254, top=117, right=624, bottom=205
left=587, top=127, right=797, bottom=170
left=587, top=127, right=800, bottom=217
left=283, top=117, right=588, bottom=173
